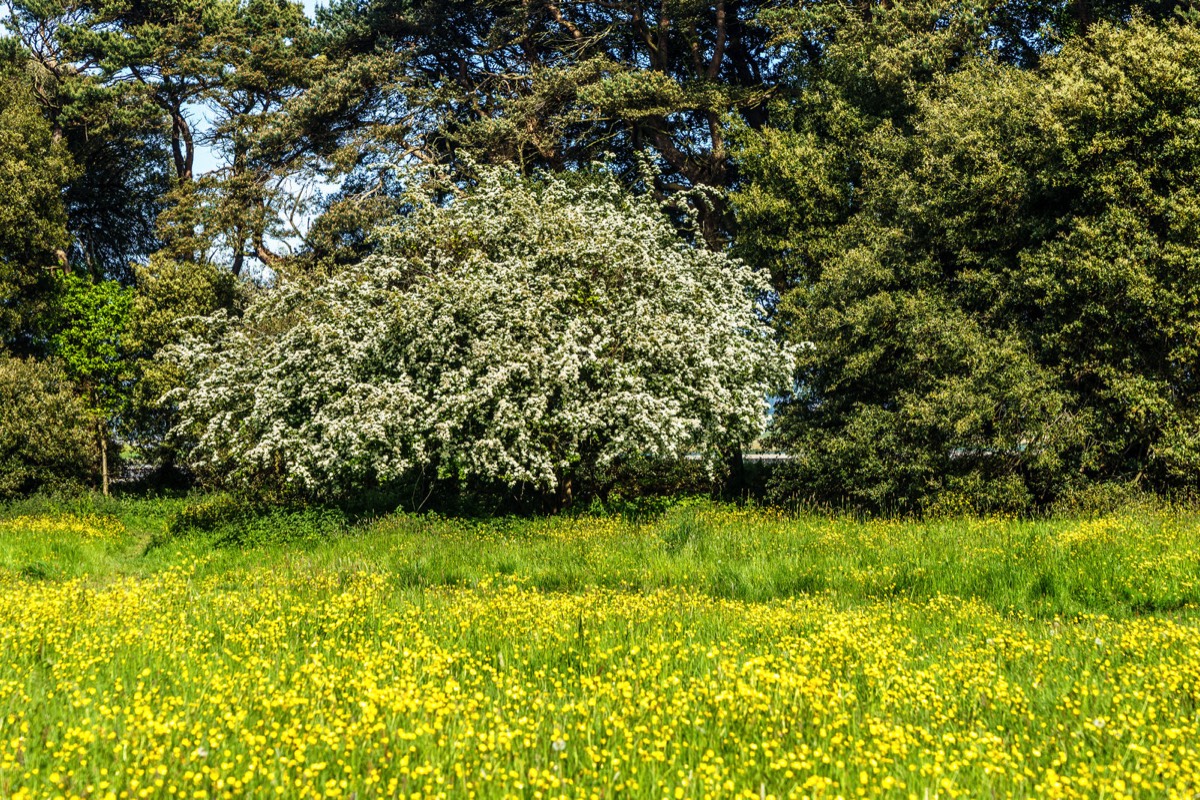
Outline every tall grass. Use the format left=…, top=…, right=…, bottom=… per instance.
left=1, top=499, right=1199, bottom=798
left=2, top=498, right=1198, bottom=617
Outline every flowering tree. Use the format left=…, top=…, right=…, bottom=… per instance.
left=173, top=167, right=794, bottom=501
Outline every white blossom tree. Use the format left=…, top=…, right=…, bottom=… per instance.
left=172, top=167, right=795, bottom=501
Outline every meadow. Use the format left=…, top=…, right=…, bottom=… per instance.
left=1, top=498, right=1199, bottom=799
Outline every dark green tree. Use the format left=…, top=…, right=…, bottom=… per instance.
left=743, top=18, right=1200, bottom=512
left=122, top=253, right=243, bottom=467
left=0, top=40, right=75, bottom=352
left=5, top=1, right=171, bottom=283
left=8, top=0, right=318, bottom=277
left=306, top=0, right=786, bottom=247
left=70, top=0, right=314, bottom=275
left=7, top=0, right=318, bottom=474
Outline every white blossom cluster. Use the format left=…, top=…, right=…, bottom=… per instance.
left=173, top=168, right=795, bottom=497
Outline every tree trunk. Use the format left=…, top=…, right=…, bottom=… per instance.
left=100, top=423, right=109, bottom=497
left=555, top=477, right=574, bottom=512
left=724, top=445, right=746, bottom=500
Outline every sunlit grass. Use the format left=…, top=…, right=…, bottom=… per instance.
left=0, top=500, right=1198, bottom=798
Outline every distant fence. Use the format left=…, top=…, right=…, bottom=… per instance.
left=684, top=453, right=794, bottom=463
left=742, top=453, right=794, bottom=463
left=112, top=463, right=157, bottom=485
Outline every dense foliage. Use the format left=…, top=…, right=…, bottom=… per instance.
left=1, top=0, right=1198, bottom=512
left=0, top=355, right=97, bottom=499
left=0, top=43, right=74, bottom=351
left=741, top=19, right=1200, bottom=512
left=310, top=0, right=786, bottom=245
left=174, top=168, right=792, bottom=502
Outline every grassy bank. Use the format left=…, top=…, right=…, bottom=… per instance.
left=0, top=500, right=1198, bottom=798
left=3, top=498, right=1199, bottom=618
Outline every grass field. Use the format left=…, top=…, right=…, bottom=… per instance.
left=1, top=499, right=1199, bottom=799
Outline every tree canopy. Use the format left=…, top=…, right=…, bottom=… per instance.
left=742, top=18, right=1200, bottom=511
left=2, top=0, right=1199, bottom=511
left=0, top=41, right=74, bottom=352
